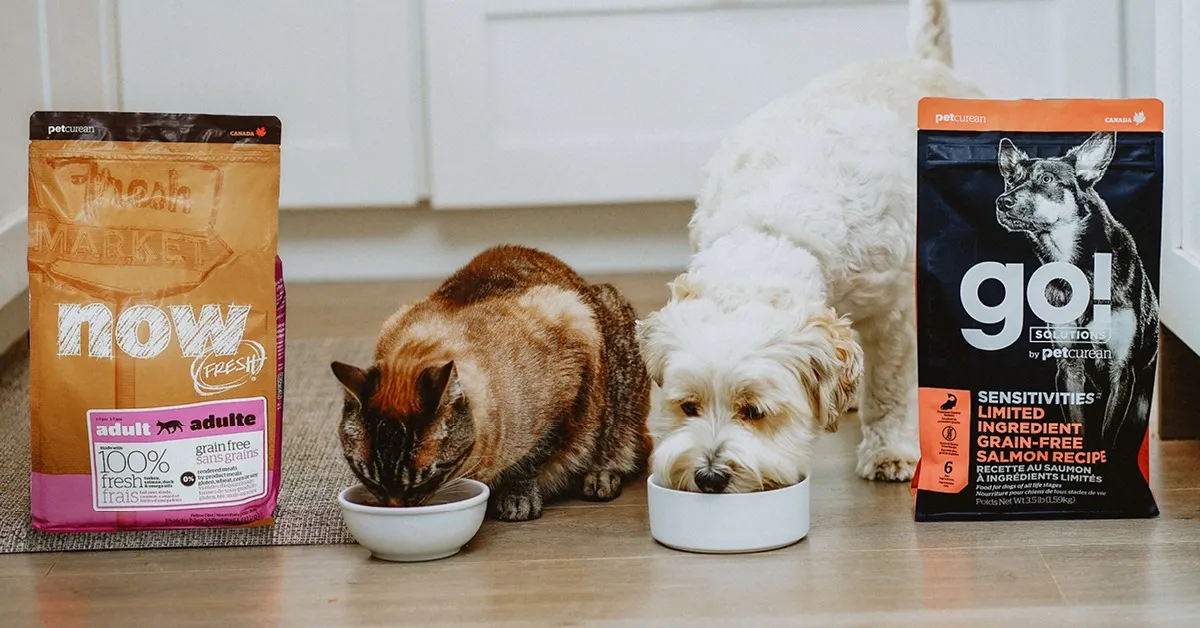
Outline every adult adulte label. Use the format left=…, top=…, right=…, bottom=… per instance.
left=87, top=397, right=268, bottom=512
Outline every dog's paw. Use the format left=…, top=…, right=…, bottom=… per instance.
left=581, top=469, right=623, bottom=502
left=492, top=489, right=543, bottom=522
left=856, top=449, right=918, bottom=482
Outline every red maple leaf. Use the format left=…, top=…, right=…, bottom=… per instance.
left=254, top=126, right=266, bottom=138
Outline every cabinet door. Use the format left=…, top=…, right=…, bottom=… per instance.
left=110, top=0, right=425, bottom=209
left=1157, top=0, right=1200, bottom=353
left=423, top=0, right=1124, bottom=209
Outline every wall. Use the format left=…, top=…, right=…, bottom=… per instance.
left=1123, top=0, right=1157, bottom=97
left=0, top=1, right=43, bottom=352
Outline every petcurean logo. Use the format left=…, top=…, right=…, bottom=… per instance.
left=959, top=255, right=1112, bottom=351
left=57, top=303, right=266, bottom=396
left=1104, top=111, right=1146, bottom=125
left=48, top=124, right=97, bottom=135
left=935, top=112, right=987, bottom=124
left=229, top=127, right=268, bottom=138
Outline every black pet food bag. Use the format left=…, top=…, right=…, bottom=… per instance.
left=913, top=98, right=1163, bottom=520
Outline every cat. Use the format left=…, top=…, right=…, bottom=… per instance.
left=330, top=245, right=651, bottom=522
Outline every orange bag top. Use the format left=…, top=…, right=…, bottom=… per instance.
left=918, top=98, right=1163, bottom=132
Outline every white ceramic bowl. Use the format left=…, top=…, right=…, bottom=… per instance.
left=646, top=474, right=810, bottom=554
left=337, top=479, right=489, bottom=562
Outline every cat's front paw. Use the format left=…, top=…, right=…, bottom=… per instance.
left=492, top=489, right=543, bottom=522
left=581, top=469, right=623, bottom=501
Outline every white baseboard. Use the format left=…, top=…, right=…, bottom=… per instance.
left=0, top=212, right=28, bottom=354
left=0, top=213, right=25, bottom=303
left=0, top=289, right=27, bottom=356
left=278, top=203, right=694, bottom=282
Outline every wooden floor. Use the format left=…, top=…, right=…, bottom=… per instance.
left=4, top=275, right=1200, bottom=627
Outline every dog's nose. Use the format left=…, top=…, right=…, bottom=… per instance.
left=695, top=468, right=731, bottom=493
left=998, top=195, right=1015, bottom=209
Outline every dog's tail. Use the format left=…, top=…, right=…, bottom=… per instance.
left=908, top=0, right=954, bottom=67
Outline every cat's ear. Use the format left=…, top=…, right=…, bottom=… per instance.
left=419, top=361, right=462, bottom=410
left=333, top=361, right=374, bottom=473
left=331, top=361, right=370, bottom=406
left=421, top=362, right=472, bottom=448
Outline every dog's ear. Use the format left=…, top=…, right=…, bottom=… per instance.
left=639, top=276, right=696, bottom=387
left=635, top=313, right=668, bottom=387
left=802, top=309, right=863, bottom=433
left=997, top=138, right=1029, bottom=183
left=1066, top=131, right=1116, bottom=187
left=667, top=272, right=699, bottom=301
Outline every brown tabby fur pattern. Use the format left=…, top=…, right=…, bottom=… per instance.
left=331, top=245, right=651, bottom=522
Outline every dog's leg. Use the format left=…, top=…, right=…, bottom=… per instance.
left=580, top=283, right=652, bottom=502
left=855, top=307, right=919, bottom=481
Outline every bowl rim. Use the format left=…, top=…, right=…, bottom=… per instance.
left=646, top=473, right=810, bottom=496
left=337, top=479, right=490, bottom=515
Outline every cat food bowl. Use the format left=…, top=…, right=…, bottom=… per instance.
left=337, top=479, right=489, bottom=562
left=646, top=474, right=810, bottom=554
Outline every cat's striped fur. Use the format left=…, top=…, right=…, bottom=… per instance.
left=331, top=245, right=651, bottom=521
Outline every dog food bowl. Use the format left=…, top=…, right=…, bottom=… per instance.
left=646, top=474, right=810, bottom=554
left=337, top=479, right=489, bottom=562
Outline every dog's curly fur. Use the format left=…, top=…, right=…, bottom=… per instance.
left=639, top=0, right=983, bottom=491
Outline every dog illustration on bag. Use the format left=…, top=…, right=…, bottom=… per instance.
left=994, top=131, right=1158, bottom=455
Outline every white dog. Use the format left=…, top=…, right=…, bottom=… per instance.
left=638, top=0, right=983, bottom=492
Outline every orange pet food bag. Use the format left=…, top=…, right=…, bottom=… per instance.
left=28, top=112, right=285, bottom=532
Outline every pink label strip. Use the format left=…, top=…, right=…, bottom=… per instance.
left=88, top=397, right=268, bottom=443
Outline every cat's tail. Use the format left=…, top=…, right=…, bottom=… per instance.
left=908, top=0, right=954, bottom=68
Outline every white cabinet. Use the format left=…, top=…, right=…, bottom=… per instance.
left=422, top=0, right=1126, bottom=209
left=28, top=0, right=1146, bottom=212
left=53, top=0, right=426, bottom=209
left=1157, top=0, right=1200, bottom=354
